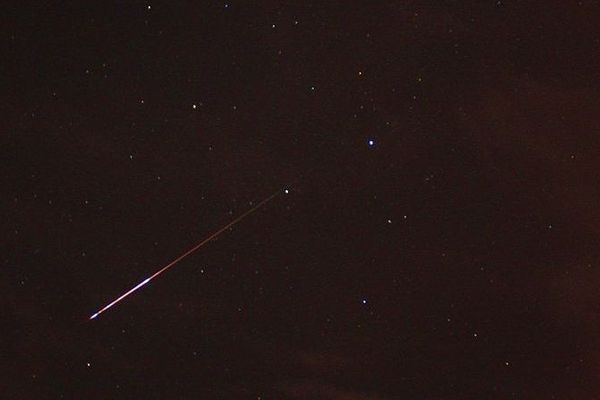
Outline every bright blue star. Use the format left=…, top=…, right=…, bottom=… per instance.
left=367, top=139, right=375, bottom=147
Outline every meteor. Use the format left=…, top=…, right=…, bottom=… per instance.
left=89, top=189, right=283, bottom=320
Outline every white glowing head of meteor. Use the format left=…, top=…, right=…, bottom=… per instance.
left=90, top=313, right=99, bottom=320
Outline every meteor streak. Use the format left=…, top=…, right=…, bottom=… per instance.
left=89, top=189, right=283, bottom=320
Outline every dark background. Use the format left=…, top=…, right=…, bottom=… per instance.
left=5, top=1, right=600, bottom=398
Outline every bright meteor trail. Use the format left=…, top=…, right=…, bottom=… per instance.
left=89, top=189, right=283, bottom=320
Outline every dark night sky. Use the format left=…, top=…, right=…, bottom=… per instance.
left=5, top=1, right=600, bottom=398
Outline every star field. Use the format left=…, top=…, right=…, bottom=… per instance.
left=5, top=1, right=600, bottom=399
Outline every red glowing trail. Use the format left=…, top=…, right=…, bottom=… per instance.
left=89, top=190, right=283, bottom=320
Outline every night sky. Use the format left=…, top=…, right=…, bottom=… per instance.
left=5, top=1, right=600, bottom=398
